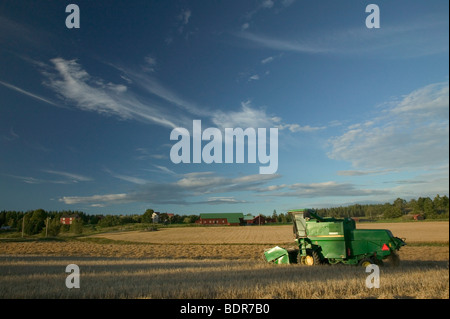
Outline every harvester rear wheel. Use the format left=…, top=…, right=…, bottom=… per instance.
left=359, top=257, right=374, bottom=267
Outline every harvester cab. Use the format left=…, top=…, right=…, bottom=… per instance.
left=264, top=209, right=406, bottom=267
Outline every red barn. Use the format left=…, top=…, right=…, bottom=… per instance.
left=60, top=214, right=79, bottom=225
left=196, top=213, right=244, bottom=226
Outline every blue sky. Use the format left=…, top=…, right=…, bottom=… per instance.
left=0, top=0, right=448, bottom=216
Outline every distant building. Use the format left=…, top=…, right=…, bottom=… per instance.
left=60, top=214, right=79, bottom=225
left=196, top=213, right=245, bottom=226
left=243, top=214, right=255, bottom=225
left=252, top=215, right=267, bottom=225
left=152, top=212, right=160, bottom=223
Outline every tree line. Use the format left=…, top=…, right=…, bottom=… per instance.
left=0, top=208, right=200, bottom=236
left=1, top=195, right=448, bottom=236
left=313, top=195, right=449, bottom=220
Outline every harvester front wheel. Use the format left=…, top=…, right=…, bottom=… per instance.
left=303, top=250, right=322, bottom=266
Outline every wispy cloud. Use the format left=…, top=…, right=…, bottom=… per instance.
left=153, top=165, right=177, bottom=176
left=117, top=65, right=209, bottom=117
left=0, top=80, right=59, bottom=107
left=328, top=81, right=449, bottom=171
left=42, top=169, right=93, bottom=182
left=237, top=18, right=448, bottom=57
left=337, top=169, right=395, bottom=176
left=6, top=169, right=92, bottom=184
left=199, top=197, right=249, bottom=205
left=27, top=57, right=321, bottom=140
left=1, top=127, right=19, bottom=142
left=41, top=57, right=187, bottom=129
left=211, top=100, right=325, bottom=134
left=261, top=0, right=274, bottom=9
left=60, top=193, right=129, bottom=205
left=277, top=123, right=325, bottom=133
left=261, top=56, right=274, bottom=64
left=143, top=55, right=157, bottom=73
left=59, top=171, right=280, bottom=206
left=179, top=9, right=192, bottom=25
left=237, top=32, right=328, bottom=54
left=103, top=168, right=148, bottom=185
left=134, top=148, right=167, bottom=160
left=256, top=181, right=390, bottom=198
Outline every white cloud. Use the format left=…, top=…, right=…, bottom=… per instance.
left=211, top=100, right=325, bottom=138
left=119, top=66, right=208, bottom=117
left=281, top=0, right=295, bottom=7
left=60, top=193, right=129, bottom=205
left=337, top=169, right=394, bottom=176
left=143, top=55, right=157, bottom=72
left=39, top=58, right=324, bottom=143
left=237, top=18, right=448, bottom=57
left=257, top=181, right=390, bottom=198
left=59, top=171, right=280, bottom=206
left=42, top=170, right=93, bottom=182
left=391, top=81, right=449, bottom=117
left=41, top=58, right=185, bottom=129
left=103, top=168, right=148, bottom=185
left=2, top=127, right=19, bottom=142
left=328, top=81, right=449, bottom=171
left=6, top=169, right=93, bottom=185
left=201, top=197, right=249, bottom=205
left=261, top=0, right=274, bottom=9
left=277, top=123, right=325, bottom=133
left=153, top=165, right=177, bottom=176
left=261, top=56, right=274, bottom=64
left=237, top=32, right=328, bottom=54
left=0, top=80, right=60, bottom=107
left=211, top=100, right=278, bottom=129
left=179, top=9, right=191, bottom=25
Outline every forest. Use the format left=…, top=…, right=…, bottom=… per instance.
left=0, top=195, right=448, bottom=236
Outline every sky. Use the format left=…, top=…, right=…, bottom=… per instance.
left=0, top=0, right=448, bottom=216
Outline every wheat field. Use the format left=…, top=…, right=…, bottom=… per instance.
left=88, top=221, right=449, bottom=244
left=0, top=221, right=448, bottom=299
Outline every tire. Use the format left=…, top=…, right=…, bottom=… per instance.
left=358, top=257, right=375, bottom=267
left=303, top=249, right=322, bottom=266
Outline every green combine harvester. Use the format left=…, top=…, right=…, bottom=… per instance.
left=264, top=209, right=406, bottom=266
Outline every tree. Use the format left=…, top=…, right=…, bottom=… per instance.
left=159, top=213, right=169, bottom=224
left=423, top=198, right=436, bottom=219
left=98, top=215, right=121, bottom=227
left=24, top=209, right=47, bottom=235
left=183, top=216, right=192, bottom=224
left=272, top=210, right=278, bottom=221
left=383, top=205, right=402, bottom=219
left=393, top=198, right=407, bottom=215
left=47, top=218, right=61, bottom=237
left=142, top=209, right=154, bottom=223
left=70, top=218, right=84, bottom=234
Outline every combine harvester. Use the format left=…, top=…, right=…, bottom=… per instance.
left=264, top=209, right=406, bottom=266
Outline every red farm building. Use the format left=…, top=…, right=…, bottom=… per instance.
left=196, top=213, right=245, bottom=226
left=60, top=214, right=79, bottom=225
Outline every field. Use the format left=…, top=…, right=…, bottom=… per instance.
left=0, top=221, right=448, bottom=299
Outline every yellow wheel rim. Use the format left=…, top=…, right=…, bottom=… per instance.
left=361, top=260, right=372, bottom=267
left=305, top=256, right=314, bottom=266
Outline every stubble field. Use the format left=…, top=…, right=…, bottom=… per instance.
left=0, top=222, right=448, bottom=299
